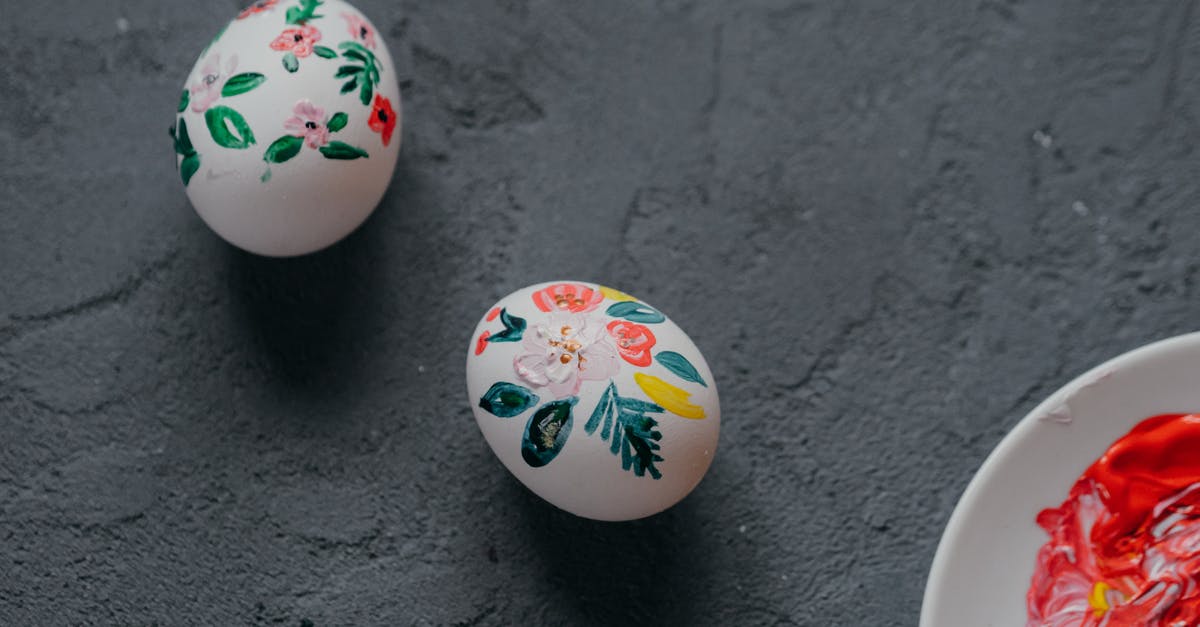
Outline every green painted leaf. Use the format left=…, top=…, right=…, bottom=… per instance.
left=335, top=65, right=359, bottom=79
left=327, top=112, right=348, bottom=133
left=479, top=382, right=540, bottom=418
left=319, top=141, right=368, bottom=160
left=221, top=72, right=266, bottom=97
left=340, top=79, right=358, bottom=94
left=605, top=301, right=666, bottom=324
left=521, top=398, right=577, bottom=468
left=359, top=80, right=373, bottom=106
left=487, top=308, right=526, bottom=343
left=174, top=118, right=195, bottom=155
left=655, top=351, right=707, bottom=387
left=177, top=89, right=189, bottom=113
left=205, top=106, right=256, bottom=149
left=282, top=52, right=299, bottom=73
left=180, top=154, right=200, bottom=186
left=313, top=45, right=337, bottom=59
left=263, top=135, right=304, bottom=163
left=285, top=0, right=323, bottom=24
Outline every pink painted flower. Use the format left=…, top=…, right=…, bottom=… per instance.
left=514, top=314, right=620, bottom=398
left=189, top=53, right=238, bottom=113
left=283, top=100, right=330, bottom=148
left=531, top=283, right=604, bottom=314
left=342, top=12, right=377, bottom=49
left=269, top=25, right=322, bottom=58
left=237, top=0, right=279, bottom=19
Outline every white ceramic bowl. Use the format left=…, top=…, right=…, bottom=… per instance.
left=921, top=332, right=1200, bottom=626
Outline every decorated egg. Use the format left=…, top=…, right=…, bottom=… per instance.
left=466, top=282, right=721, bottom=521
left=171, top=0, right=402, bottom=257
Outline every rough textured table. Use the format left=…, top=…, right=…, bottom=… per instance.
left=3, top=1, right=1199, bottom=624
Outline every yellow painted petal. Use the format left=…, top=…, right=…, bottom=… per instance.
left=1089, top=581, right=1111, bottom=618
left=599, top=285, right=636, bottom=302
left=634, top=373, right=706, bottom=419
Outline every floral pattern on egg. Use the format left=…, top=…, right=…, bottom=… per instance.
left=172, top=0, right=402, bottom=257
left=467, top=282, right=721, bottom=521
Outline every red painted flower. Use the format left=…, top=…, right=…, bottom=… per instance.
left=606, top=320, right=656, bottom=367
left=531, top=283, right=604, bottom=314
left=238, top=0, right=279, bottom=19
left=368, top=94, right=397, bottom=147
left=269, top=25, right=322, bottom=58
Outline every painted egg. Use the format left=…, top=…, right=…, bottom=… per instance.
left=171, top=0, right=402, bottom=257
left=465, top=282, right=721, bottom=521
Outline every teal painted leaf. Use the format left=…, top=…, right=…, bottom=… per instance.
left=263, top=135, right=303, bottom=163
left=486, top=308, right=526, bottom=343
left=221, top=72, right=266, bottom=97
left=606, top=301, right=666, bottom=324
left=177, top=89, right=189, bottom=113
left=584, top=382, right=664, bottom=479
left=180, top=154, right=200, bottom=186
left=205, top=106, right=256, bottom=149
left=327, top=112, right=348, bottom=133
left=282, top=52, right=299, bottom=73
left=319, top=141, right=368, bottom=160
left=521, top=398, right=577, bottom=468
left=655, top=351, right=707, bottom=387
left=313, top=45, right=337, bottom=59
left=479, top=382, right=539, bottom=418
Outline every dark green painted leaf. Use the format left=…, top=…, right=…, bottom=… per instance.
left=655, top=351, right=707, bottom=387
left=582, top=382, right=664, bottom=479
left=263, top=135, right=303, bottom=163
left=335, top=65, right=359, bottom=79
left=338, top=41, right=371, bottom=58
left=487, top=308, right=526, bottom=343
left=205, top=106, right=256, bottom=149
left=282, top=52, right=299, bottom=73
left=180, top=154, right=200, bottom=186
left=177, top=89, right=189, bottom=113
left=175, top=118, right=195, bottom=155
left=479, top=382, right=539, bottom=418
left=319, top=141, right=368, bottom=160
left=359, top=80, right=373, bottom=106
left=521, top=398, right=577, bottom=468
left=605, top=301, right=666, bottom=324
left=327, top=112, right=348, bottom=133
left=221, top=72, right=266, bottom=97
left=341, top=48, right=368, bottom=63
left=340, top=79, right=358, bottom=94
left=312, top=45, right=337, bottom=59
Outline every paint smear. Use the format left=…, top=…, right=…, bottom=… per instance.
left=1027, top=413, right=1200, bottom=626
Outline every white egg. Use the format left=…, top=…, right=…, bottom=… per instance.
left=172, top=0, right=402, bottom=257
left=466, top=282, right=721, bottom=521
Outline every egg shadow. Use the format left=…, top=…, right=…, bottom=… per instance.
left=225, top=198, right=390, bottom=401
left=511, top=481, right=709, bottom=625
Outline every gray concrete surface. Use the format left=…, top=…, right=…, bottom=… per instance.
left=3, top=0, right=1200, bottom=624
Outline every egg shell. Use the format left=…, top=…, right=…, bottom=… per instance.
left=172, top=0, right=402, bottom=257
left=466, top=281, right=721, bottom=521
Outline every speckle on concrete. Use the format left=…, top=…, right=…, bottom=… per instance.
left=3, top=1, right=1200, bottom=625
